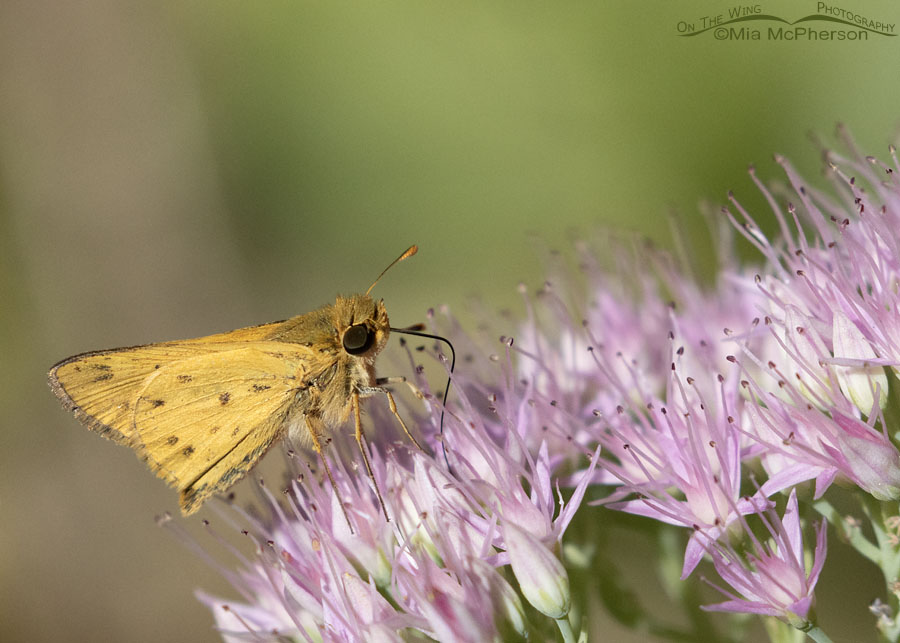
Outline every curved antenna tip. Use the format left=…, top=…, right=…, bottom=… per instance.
left=366, top=245, right=419, bottom=295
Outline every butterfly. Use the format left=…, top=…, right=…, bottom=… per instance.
left=49, top=246, right=452, bottom=522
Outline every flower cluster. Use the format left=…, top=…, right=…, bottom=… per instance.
left=179, top=336, right=597, bottom=641
left=180, top=137, right=900, bottom=641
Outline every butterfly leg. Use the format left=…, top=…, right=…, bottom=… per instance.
left=351, top=392, right=390, bottom=522
left=376, top=375, right=426, bottom=401
left=305, top=414, right=355, bottom=533
left=359, top=385, right=427, bottom=454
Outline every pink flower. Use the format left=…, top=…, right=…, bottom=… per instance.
left=596, top=353, right=769, bottom=578
left=700, top=490, right=826, bottom=626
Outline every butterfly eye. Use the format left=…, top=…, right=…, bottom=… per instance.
left=342, top=324, right=374, bottom=355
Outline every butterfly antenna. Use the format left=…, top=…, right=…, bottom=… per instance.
left=366, top=245, right=418, bottom=296
left=390, top=327, right=455, bottom=471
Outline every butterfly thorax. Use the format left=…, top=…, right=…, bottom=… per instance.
left=273, top=294, right=390, bottom=427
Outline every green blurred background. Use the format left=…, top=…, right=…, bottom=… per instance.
left=1, top=1, right=897, bottom=641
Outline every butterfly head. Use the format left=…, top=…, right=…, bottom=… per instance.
left=337, top=294, right=390, bottom=361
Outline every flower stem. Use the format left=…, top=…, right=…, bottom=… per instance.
left=556, top=616, right=577, bottom=643
left=802, top=624, right=834, bottom=643
left=811, top=498, right=880, bottom=564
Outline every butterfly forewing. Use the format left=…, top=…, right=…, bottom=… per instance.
left=49, top=343, right=215, bottom=444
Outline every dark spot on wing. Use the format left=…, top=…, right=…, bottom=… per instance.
left=93, top=373, right=113, bottom=382
left=210, top=426, right=220, bottom=434
left=177, top=374, right=193, bottom=383
left=252, top=384, right=271, bottom=392
left=92, top=364, right=112, bottom=371
left=219, top=392, right=231, bottom=405
left=264, top=351, right=285, bottom=359
left=154, top=364, right=161, bottom=369
left=167, top=436, right=179, bottom=445
left=73, top=366, right=82, bottom=372
left=182, top=445, right=195, bottom=457
left=151, top=399, right=165, bottom=408
left=232, top=426, right=240, bottom=436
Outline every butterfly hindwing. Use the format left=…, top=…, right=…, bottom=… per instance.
left=130, top=343, right=315, bottom=513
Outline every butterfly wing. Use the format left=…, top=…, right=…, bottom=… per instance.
left=50, top=334, right=319, bottom=514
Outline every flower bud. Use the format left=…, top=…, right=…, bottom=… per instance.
left=503, top=522, right=570, bottom=619
left=834, top=430, right=900, bottom=501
